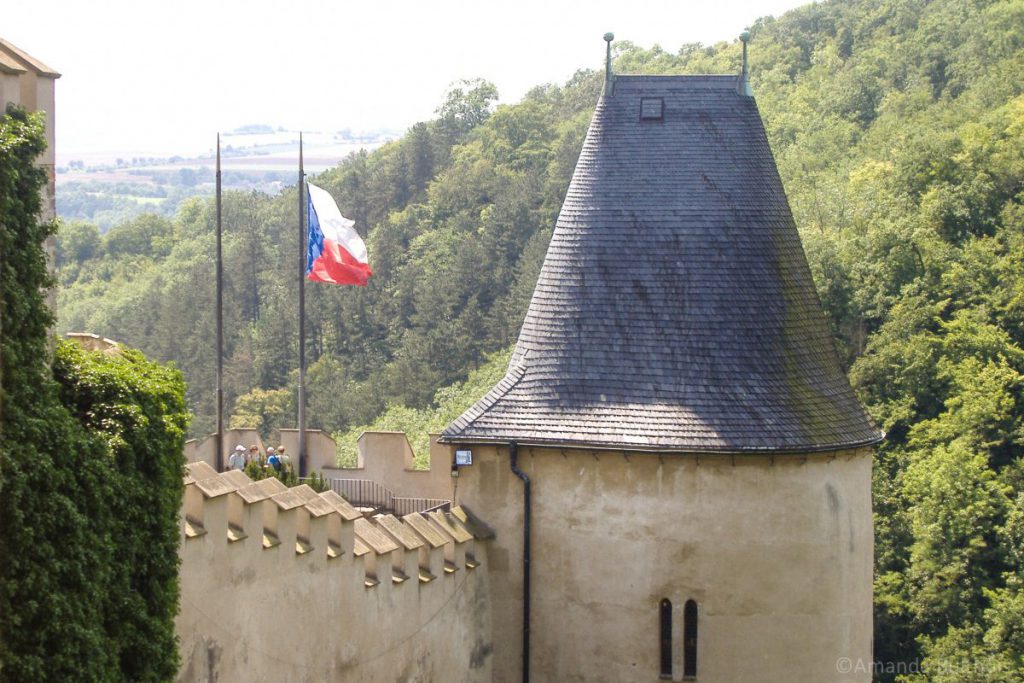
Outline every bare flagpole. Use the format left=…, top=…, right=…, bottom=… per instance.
left=215, top=133, right=225, bottom=472
left=298, top=133, right=307, bottom=477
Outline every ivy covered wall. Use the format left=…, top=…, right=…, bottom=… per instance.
left=0, top=104, right=187, bottom=682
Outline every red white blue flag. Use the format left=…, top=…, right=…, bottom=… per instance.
left=306, top=182, right=372, bottom=286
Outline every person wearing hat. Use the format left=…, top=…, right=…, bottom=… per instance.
left=228, top=444, right=246, bottom=471
left=267, top=446, right=281, bottom=472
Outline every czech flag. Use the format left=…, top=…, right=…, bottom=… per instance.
left=306, top=182, right=372, bottom=286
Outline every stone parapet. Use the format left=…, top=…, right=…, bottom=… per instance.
left=324, top=431, right=452, bottom=500
left=176, top=463, right=493, bottom=681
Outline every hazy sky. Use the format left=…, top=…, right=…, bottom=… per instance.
left=6, top=0, right=808, bottom=159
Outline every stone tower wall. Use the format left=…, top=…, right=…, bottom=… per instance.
left=452, top=444, right=874, bottom=683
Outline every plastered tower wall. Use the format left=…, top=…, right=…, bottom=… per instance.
left=176, top=462, right=493, bottom=682
left=452, top=444, right=873, bottom=683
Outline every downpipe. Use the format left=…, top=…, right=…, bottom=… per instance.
left=509, top=441, right=530, bottom=683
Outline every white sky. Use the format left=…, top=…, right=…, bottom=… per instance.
left=5, top=0, right=807, bottom=159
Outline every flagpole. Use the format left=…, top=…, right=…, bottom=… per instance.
left=298, top=132, right=307, bottom=477
left=215, top=133, right=225, bottom=472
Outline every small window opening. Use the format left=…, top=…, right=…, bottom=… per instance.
left=659, top=598, right=673, bottom=678
left=640, top=97, right=665, bottom=121
left=684, top=599, right=698, bottom=678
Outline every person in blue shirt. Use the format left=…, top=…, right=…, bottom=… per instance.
left=267, top=446, right=281, bottom=472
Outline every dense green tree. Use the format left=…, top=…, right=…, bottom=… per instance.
left=52, top=341, right=187, bottom=682
left=229, top=386, right=293, bottom=442
left=55, top=220, right=101, bottom=266
left=1, top=104, right=118, bottom=681
left=104, top=213, right=175, bottom=258
left=436, top=78, right=499, bottom=145
left=1, top=104, right=185, bottom=681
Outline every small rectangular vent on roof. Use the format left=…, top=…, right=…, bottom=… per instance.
left=640, top=97, right=664, bottom=121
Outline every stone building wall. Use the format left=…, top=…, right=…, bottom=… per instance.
left=186, top=430, right=454, bottom=502
left=322, top=432, right=452, bottom=500
left=450, top=444, right=874, bottom=683
left=2, top=38, right=59, bottom=322
left=184, top=428, right=267, bottom=469
left=178, top=431, right=871, bottom=681
left=0, top=39, right=58, bottom=220
left=176, top=462, right=492, bottom=682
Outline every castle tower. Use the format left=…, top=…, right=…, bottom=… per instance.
left=442, top=52, right=881, bottom=682
left=0, top=39, right=59, bottom=223
left=1, top=39, right=60, bottom=316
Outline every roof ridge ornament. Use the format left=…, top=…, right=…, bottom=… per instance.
left=739, top=30, right=753, bottom=97
left=604, top=32, right=615, bottom=96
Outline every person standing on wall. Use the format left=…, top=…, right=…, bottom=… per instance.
left=228, top=445, right=246, bottom=471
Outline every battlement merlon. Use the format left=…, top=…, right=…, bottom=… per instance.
left=180, top=463, right=488, bottom=586
left=327, top=431, right=452, bottom=500
left=184, top=431, right=453, bottom=503
left=177, top=465, right=494, bottom=680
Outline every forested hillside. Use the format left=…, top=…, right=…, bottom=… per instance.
left=56, top=0, right=1024, bottom=677
left=57, top=74, right=596, bottom=441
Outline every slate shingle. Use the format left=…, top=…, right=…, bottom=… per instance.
left=442, top=75, right=883, bottom=453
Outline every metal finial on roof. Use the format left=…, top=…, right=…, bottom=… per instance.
left=604, top=33, right=615, bottom=96
left=739, top=31, right=753, bottom=97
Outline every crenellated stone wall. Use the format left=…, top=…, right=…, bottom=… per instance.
left=65, top=332, right=121, bottom=354
left=279, top=428, right=340, bottom=472
left=175, top=462, right=492, bottom=682
left=177, top=432, right=871, bottom=682
left=185, top=429, right=341, bottom=474
left=186, top=430, right=454, bottom=503
left=324, top=432, right=452, bottom=500
left=183, top=429, right=266, bottom=469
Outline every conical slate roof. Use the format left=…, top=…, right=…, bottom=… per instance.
left=443, top=75, right=882, bottom=453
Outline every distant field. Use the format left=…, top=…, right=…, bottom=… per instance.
left=56, top=129, right=395, bottom=229
left=57, top=170, right=159, bottom=185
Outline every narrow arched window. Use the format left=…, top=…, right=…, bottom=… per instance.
left=659, top=598, right=673, bottom=678
left=683, top=599, right=698, bottom=678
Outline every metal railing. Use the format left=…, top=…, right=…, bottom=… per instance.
left=329, top=478, right=392, bottom=512
left=322, top=478, right=451, bottom=516
left=392, top=497, right=451, bottom=516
